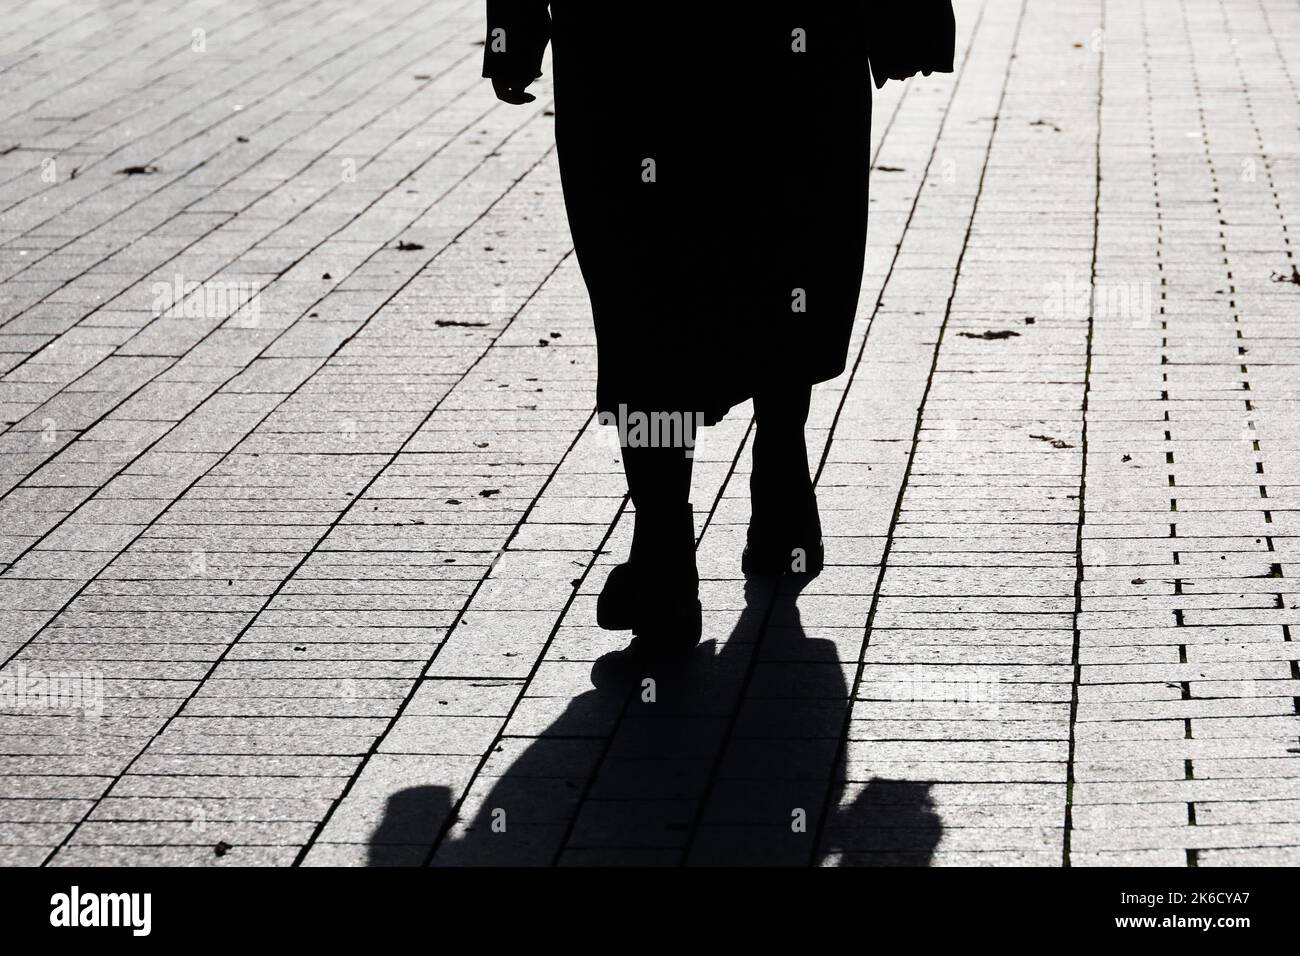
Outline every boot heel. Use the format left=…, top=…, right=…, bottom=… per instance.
left=629, top=595, right=703, bottom=664
left=596, top=563, right=639, bottom=630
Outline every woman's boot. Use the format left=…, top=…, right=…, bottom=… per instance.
left=597, top=443, right=702, bottom=658
left=741, top=470, right=824, bottom=577
left=598, top=502, right=701, bottom=642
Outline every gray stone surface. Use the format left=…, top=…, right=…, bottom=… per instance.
left=0, top=0, right=1297, bottom=866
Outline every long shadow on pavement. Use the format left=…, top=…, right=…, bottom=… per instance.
left=368, top=578, right=942, bottom=865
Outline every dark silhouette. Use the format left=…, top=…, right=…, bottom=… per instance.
left=368, top=579, right=942, bottom=866
left=367, top=786, right=453, bottom=866
left=484, top=2, right=956, bottom=661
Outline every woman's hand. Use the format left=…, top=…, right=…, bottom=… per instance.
left=492, top=77, right=537, bottom=104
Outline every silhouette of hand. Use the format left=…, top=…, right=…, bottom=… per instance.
left=492, top=77, right=537, bottom=105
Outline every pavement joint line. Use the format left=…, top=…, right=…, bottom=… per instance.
left=1062, top=0, right=1105, bottom=870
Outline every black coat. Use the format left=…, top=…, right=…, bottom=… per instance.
left=485, top=2, right=955, bottom=421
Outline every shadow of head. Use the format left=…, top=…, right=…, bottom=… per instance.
left=677, top=576, right=942, bottom=865
left=822, top=778, right=942, bottom=866
left=366, top=785, right=453, bottom=867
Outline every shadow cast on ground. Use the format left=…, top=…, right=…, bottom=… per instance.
left=368, top=579, right=941, bottom=866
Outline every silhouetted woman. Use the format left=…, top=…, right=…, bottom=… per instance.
left=485, top=2, right=955, bottom=663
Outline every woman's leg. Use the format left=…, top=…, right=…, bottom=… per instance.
left=751, top=383, right=813, bottom=512
left=620, top=440, right=695, bottom=580
left=747, top=383, right=822, bottom=575
left=621, top=442, right=693, bottom=522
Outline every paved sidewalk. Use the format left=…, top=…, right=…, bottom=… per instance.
left=0, top=0, right=1297, bottom=866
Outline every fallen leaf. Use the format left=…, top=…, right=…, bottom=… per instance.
left=959, top=329, right=1020, bottom=340
left=1270, top=264, right=1300, bottom=285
